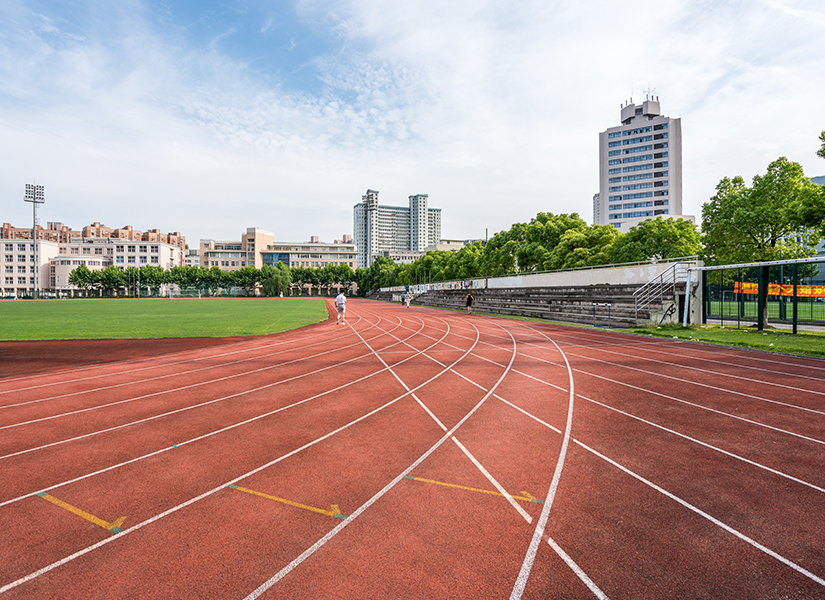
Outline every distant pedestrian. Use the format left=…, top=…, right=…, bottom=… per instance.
left=405, top=292, right=411, bottom=308
left=335, top=291, right=347, bottom=325
left=465, top=292, right=474, bottom=314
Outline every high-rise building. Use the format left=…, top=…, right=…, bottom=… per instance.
left=595, top=97, right=692, bottom=232
left=353, top=190, right=442, bottom=268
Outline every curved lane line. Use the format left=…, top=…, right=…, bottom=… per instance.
left=0, top=311, right=440, bottom=503
left=0, top=308, right=470, bottom=593
left=0, top=311, right=400, bottom=429
left=510, top=332, right=577, bottom=600
left=500, top=398, right=825, bottom=591
left=0, top=312, right=364, bottom=395
left=241, top=319, right=515, bottom=600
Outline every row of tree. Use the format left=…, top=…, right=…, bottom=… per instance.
left=69, top=262, right=295, bottom=296
left=68, top=131, right=825, bottom=299
left=356, top=215, right=703, bottom=292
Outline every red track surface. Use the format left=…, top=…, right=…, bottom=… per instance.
left=1, top=299, right=824, bottom=599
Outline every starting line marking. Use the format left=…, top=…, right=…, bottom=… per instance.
left=404, top=475, right=545, bottom=504
left=228, top=485, right=347, bottom=520
left=36, top=493, right=126, bottom=533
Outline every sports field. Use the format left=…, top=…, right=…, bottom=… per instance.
left=1, top=298, right=823, bottom=599
left=0, top=298, right=328, bottom=340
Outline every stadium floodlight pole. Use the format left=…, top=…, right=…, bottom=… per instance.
left=24, top=183, right=45, bottom=299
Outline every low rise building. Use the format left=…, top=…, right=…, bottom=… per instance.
left=262, top=237, right=357, bottom=269
left=49, top=238, right=183, bottom=295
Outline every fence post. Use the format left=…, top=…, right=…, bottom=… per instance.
left=757, top=266, right=765, bottom=331
left=792, top=263, right=798, bottom=335
left=702, top=270, right=707, bottom=325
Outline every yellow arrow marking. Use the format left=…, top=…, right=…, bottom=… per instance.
left=404, top=476, right=544, bottom=504
left=228, top=485, right=346, bottom=519
left=37, top=493, right=126, bottom=532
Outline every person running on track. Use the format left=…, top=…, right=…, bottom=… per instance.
left=465, top=292, right=474, bottom=314
left=405, top=292, right=411, bottom=308
left=335, top=291, right=347, bottom=325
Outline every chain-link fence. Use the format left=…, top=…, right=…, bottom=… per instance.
left=702, top=258, right=825, bottom=333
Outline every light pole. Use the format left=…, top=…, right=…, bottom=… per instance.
left=24, top=183, right=45, bottom=299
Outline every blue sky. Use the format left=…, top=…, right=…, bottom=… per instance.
left=2, top=0, right=824, bottom=245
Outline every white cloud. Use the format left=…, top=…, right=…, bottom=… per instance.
left=1, top=0, right=824, bottom=247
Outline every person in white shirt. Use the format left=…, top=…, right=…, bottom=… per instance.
left=335, top=291, right=347, bottom=325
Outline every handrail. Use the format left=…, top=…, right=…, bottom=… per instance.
left=633, top=262, right=691, bottom=318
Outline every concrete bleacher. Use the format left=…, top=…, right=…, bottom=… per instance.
left=376, top=284, right=685, bottom=328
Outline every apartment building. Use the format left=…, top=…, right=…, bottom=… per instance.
left=596, top=97, right=693, bottom=232
left=1, top=221, right=186, bottom=297
left=353, top=190, right=442, bottom=268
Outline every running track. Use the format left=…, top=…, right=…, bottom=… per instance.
left=1, top=299, right=824, bottom=599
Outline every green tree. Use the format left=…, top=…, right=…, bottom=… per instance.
left=701, top=157, right=821, bottom=326
left=818, top=130, right=825, bottom=160
left=609, top=218, right=701, bottom=264
left=544, top=224, right=620, bottom=270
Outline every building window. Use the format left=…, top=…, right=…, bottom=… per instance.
left=608, top=159, right=621, bottom=165
left=608, top=132, right=622, bottom=139
left=4, top=277, right=12, bottom=284
left=139, top=245, right=147, bottom=252
left=82, top=247, right=91, bottom=255
left=4, top=266, right=11, bottom=273
left=18, top=277, right=26, bottom=284
left=623, top=173, right=653, bottom=182
left=151, top=256, right=159, bottom=264
left=151, top=246, right=158, bottom=253
left=116, top=245, right=124, bottom=252
left=4, top=255, right=11, bottom=262
left=139, top=256, right=147, bottom=263
left=608, top=141, right=621, bottom=147
left=17, top=266, right=25, bottom=273
left=608, top=186, right=622, bottom=192
left=116, top=256, right=124, bottom=263
left=623, top=182, right=653, bottom=191
left=4, top=244, right=11, bottom=251
left=94, top=247, right=103, bottom=255
left=127, top=245, right=136, bottom=253
left=18, top=255, right=26, bottom=262
left=127, top=256, right=135, bottom=263
left=17, top=244, right=26, bottom=251
left=608, top=177, right=621, bottom=183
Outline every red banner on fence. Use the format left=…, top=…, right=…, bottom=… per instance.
left=733, top=282, right=825, bottom=297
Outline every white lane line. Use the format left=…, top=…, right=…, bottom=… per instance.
left=501, top=402, right=825, bottom=590
left=242, top=324, right=518, bottom=600
left=0, top=332, right=366, bottom=414
left=504, top=354, right=825, bottom=494
left=0, top=314, right=471, bottom=593
left=359, top=314, right=535, bottom=524
left=573, top=340, right=825, bottom=384
left=0, top=314, right=364, bottom=396
left=0, top=312, right=404, bottom=431
left=546, top=536, right=610, bottom=600
left=562, top=345, right=825, bottom=400
left=511, top=334, right=577, bottom=600
left=512, top=347, right=825, bottom=446
left=0, top=316, right=445, bottom=506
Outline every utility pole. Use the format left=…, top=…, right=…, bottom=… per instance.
left=24, top=183, right=45, bottom=299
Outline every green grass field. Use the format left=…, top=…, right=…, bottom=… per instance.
left=0, top=297, right=330, bottom=340
left=629, top=323, right=825, bottom=358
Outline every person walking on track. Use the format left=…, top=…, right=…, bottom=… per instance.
left=465, top=292, right=474, bottom=314
left=335, top=291, right=347, bottom=325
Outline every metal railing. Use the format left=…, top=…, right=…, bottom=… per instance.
left=634, top=262, right=691, bottom=319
